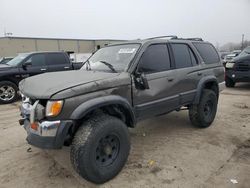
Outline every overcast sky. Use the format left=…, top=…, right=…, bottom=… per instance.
left=0, top=0, right=250, bottom=46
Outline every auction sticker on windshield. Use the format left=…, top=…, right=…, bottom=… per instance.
left=118, top=48, right=136, bottom=54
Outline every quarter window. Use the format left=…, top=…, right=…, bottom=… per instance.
left=193, top=43, right=220, bottom=64
left=138, top=44, right=171, bottom=73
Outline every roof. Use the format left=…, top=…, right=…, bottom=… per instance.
left=107, top=36, right=207, bottom=46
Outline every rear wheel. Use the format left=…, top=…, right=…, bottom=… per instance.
left=189, top=89, right=218, bottom=128
left=70, top=113, right=130, bottom=184
left=0, top=81, right=18, bottom=104
left=225, top=76, right=235, bottom=87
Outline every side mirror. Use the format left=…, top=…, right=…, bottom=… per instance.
left=22, top=61, right=32, bottom=70
left=134, top=72, right=149, bottom=90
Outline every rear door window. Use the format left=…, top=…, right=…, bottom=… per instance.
left=193, top=43, right=220, bottom=64
left=189, top=48, right=198, bottom=65
left=171, top=44, right=194, bottom=68
left=46, top=53, right=69, bottom=65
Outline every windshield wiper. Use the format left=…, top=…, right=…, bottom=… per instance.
left=99, top=61, right=117, bottom=73
left=85, top=60, right=91, bottom=71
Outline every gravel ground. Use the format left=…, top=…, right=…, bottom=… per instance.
left=0, top=84, right=249, bottom=188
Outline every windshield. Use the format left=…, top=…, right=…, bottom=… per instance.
left=239, top=46, right=250, bottom=57
left=6, top=53, right=29, bottom=66
left=81, top=44, right=140, bottom=72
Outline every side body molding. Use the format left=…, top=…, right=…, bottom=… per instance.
left=194, top=75, right=218, bottom=104
left=70, top=95, right=136, bottom=127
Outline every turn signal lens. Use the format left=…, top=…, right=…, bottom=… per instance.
left=46, top=100, right=63, bottom=117
left=31, top=122, right=38, bottom=131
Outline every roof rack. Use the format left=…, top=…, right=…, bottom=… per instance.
left=144, top=36, right=203, bottom=41
left=145, top=35, right=178, bottom=40
left=175, top=37, right=203, bottom=41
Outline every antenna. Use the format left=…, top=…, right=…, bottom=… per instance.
left=4, top=28, right=13, bottom=37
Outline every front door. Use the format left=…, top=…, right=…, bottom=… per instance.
left=18, top=54, right=47, bottom=79
left=132, top=44, right=179, bottom=120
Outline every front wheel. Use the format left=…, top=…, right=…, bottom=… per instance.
left=70, top=113, right=130, bottom=184
left=189, top=89, right=218, bottom=128
left=0, top=81, right=18, bottom=104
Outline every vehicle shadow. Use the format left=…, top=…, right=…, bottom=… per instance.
left=234, top=83, right=250, bottom=90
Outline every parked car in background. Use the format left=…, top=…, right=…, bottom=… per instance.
left=219, top=51, right=231, bottom=60
left=225, top=46, right=250, bottom=87
left=70, top=53, right=92, bottom=63
left=0, top=51, right=83, bottom=104
left=0, top=57, right=13, bottom=64
left=223, top=50, right=241, bottom=65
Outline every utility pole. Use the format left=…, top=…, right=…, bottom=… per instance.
left=241, top=34, right=245, bottom=50
left=3, top=28, right=13, bottom=37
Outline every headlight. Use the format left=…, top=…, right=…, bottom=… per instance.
left=225, top=62, right=235, bottom=68
left=46, top=100, right=63, bottom=117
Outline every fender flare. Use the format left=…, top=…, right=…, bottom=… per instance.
left=70, top=95, right=136, bottom=127
left=194, top=75, right=218, bottom=104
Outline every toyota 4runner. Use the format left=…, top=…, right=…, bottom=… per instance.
left=19, top=36, right=225, bottom=184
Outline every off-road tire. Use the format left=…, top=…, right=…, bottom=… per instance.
left=0, top=81, right=18, bottom=104
left=225, top=76, right=235, bottom=88
left=70, top=113, right=130, bottom=184
left=189, top=89, right=218, bottom=128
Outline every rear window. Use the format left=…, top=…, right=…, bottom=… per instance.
left=193, top=43, right=220, bottom=64
left=46, top=53, right=68, bottom=65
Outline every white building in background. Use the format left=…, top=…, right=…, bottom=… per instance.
left=0, top=36, right=125, bottom=57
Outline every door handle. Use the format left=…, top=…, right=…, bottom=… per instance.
left=64, top=66, right=70, bottom=69
left=40, top=68, right=47, bottom=71
left=167, top=77, right=174, bottom=82
left=197, top=72, right=202, bottom=76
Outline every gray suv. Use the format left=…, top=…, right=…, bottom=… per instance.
left=19, top=36, right=225, bottom=184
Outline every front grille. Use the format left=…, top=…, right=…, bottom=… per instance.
left=235, top=63, right=250, bottom=71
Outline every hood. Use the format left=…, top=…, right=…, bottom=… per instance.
left=19, top=70, right=120, bottom=99
left=0, top=64, right=12, bottom=71
left=233, top=54, right=250, bottom=62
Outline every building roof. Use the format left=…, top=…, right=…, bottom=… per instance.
left=0, top=36, right=126, bottom=41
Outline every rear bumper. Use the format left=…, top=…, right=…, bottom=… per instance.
left=21, top=119, right=72, bottom=149
left=226, top=70, right=250, bottom=82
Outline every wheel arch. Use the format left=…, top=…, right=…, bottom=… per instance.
left=0, top=79, right=19, bottom=88
left=194, top=76, right=219, bottom=104
left=70, top=95, right=136, bottom=128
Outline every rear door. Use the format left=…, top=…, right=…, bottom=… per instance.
left=169, top=43, right=200, bottom=105
left=46, top=53, right=72, bottom=72
left=132, top=44, right=179, bottom=119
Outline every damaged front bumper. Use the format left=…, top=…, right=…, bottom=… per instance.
left=19, top=101, right=72, bottom=149
left=20, top=119, right=72, bottom=149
